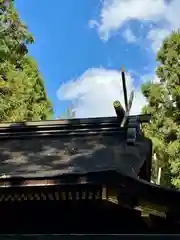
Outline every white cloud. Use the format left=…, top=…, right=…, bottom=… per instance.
left=88, top=20, right=99, bottom=29
left=147, top=28, right=171, bottom=53
left=91, top=0, right=166, bottom=40
left=90, top=0, right=180, bottom=52
left=57, top=68, right=146, bottom=118
left=122, top=28, right=137, bottom=43
left=140, top=72, right=160, bottom=84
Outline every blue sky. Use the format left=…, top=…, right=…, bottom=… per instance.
left=15, top=0, right=178, bottom=119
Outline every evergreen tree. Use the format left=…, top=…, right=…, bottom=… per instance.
left=0, top=0, right=53, bottom=122
left=59, top=105, right=76, bottom=119
left=141, top=31, right=180, bottom=188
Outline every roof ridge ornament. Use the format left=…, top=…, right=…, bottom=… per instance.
left=113, top=65, right=137, bottom=144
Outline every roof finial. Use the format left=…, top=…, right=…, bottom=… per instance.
left=121, top=65, right=125, bottom=73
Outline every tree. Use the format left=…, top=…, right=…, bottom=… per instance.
left=141, top=30, right=180, bottom=188
left=0, top=0, right=53, bottom=122
left=59, top=104, right=76, bottom=119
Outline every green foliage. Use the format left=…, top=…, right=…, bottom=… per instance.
left=59, top=105, right=76, bottom=119
left=141, top=30, right=180, bottom=188
left=0, top=0, right=53, bottom=122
